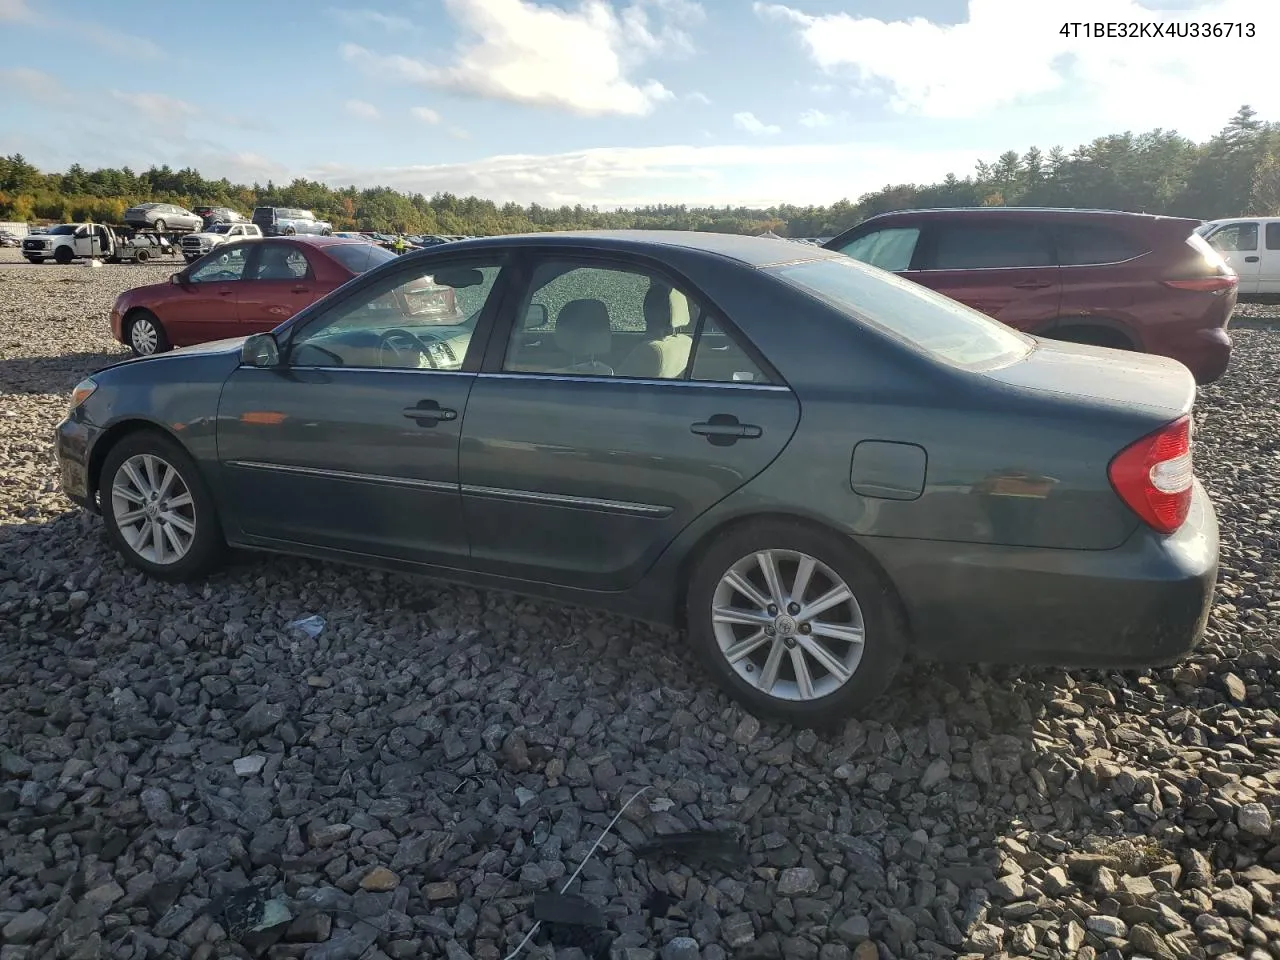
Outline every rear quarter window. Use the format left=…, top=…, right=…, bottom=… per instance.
left=768, top=256, right=1032, bottom=370
left=1053, top=223, right=1148, bottom=265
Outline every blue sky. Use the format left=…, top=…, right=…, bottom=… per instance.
left=0, top=0, right=1274, bottom=207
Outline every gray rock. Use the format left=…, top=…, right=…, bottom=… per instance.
left=661, top=937, right=700, bottom=960
left=836, top=915, right=870, bottom=945
left=722, top=913, right=755, bottom=948
left=2, top=909, right=48, bottom=944
left=1238, top=802, right=1273, bottom=837
left=777, top=867, right=818, bottom=896
left=1086, top=915, right=1127, bottom=938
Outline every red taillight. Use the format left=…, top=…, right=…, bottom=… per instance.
left=1108, top=416, right=1193, bottom=534
left=1162, top=276, right=1237, bottom=293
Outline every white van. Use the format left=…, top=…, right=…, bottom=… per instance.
left=1197, top=217, right=1280, bottom=295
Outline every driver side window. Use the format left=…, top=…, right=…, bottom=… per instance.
left=189, top=247, right=249, bottom=283
left=289, top=261, right=503, bottom=371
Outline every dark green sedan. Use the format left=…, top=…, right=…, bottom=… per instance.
left=55, top=231, right=1218, bottom=724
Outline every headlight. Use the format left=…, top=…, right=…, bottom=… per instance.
left=69, top=378, right=97, bottom=414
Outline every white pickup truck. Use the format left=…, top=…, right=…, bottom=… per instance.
left=180, top=222, right=263, bottom=263
left=21, top=224, right=175, bottom=264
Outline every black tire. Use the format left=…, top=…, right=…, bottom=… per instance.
left=125, top=309, right=170, bottom=357
left=284, top=226, right=297, bottom=236
left=24, top=257, right=42, bottom=264
left=320, top=228, right=332, bottom=237
left=1048, top=326, right=1133, bottom=350
left=135, top=248, right=150, bottom=263
left=54, top=246, right=73, bottom=264
left=686, top=519, right=905, bottom=727
left=100, top=430, right=225, bottom=582
left=154, top=219, right=167, bottom=232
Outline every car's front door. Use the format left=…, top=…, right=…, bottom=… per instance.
left=215, top=255, right=509, bottom=565
left=459, top=254, right=801, bottom=591
left=1260, top=223, right=1280, bottom=294
left=236, top=242, right=322, bottom=333
left=907, top=219, right=1063, bottom=332
left=162, top=245, right=251, bottom=346
left=1204, top=221, right=1261, bottom=295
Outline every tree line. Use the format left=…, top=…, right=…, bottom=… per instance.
left=1, top=106, right=1277, bottom=237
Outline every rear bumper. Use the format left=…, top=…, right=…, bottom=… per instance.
left=1172, top=327, right=1232, bottom=384
left=874, top=480, right=1218, bottom=667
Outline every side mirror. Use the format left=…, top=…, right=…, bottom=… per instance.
left=169, top=273, right=183, bottom=285
left=241, top=333, right=281, bottom=368
left=524, top=303, right=549, bottom=328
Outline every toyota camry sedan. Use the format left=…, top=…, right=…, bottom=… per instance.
left=55, top=231, right=1218, bottom=724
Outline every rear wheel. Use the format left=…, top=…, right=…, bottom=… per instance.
left=284, top=226, right=297, bottom=236
left=100, top=431, right=225, bottom=581
left=134, top=248, right=150, bottom=263
left=154, top=219, right=167, bottom=232
left=126, top=310, right=170, bottom=357
left=24, top=257, right=43, bottom=264
left=54, top=247, right=73, bottom=264
left=686, top=519, right=905, bottom=726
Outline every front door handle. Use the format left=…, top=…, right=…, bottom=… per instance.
left=1244, top=256, right=1260, bottom=263
left=691, top=414, right=762, bottom=446
left=218, top=288, right=233, bottom=296
left=402, top=399, right=457, bottom=425
left=1012, top=280, right=1052, bottom=289
left=292, top=285, right=309, bottom=293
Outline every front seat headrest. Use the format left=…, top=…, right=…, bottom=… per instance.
left=554, top=299, right=612, bottom=356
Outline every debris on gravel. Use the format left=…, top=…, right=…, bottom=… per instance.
left=1, top=249, right=1279, bottom=958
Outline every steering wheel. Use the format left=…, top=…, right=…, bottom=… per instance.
left=377, top=328, right=430, bottom=368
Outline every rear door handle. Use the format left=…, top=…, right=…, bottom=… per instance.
left=691, top=414, right=762, bottom=446
left=292, top=285, right=310, bottom=293
left=402, top=399, right=457, bottom=425
left=1012, top=280, right=1052, bottom=289
left=1244, top=256, right=1260, bottom=263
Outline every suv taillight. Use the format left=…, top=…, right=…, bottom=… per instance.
left=1108, top=416, right=1193, bottom=534
left=1162, top=276, right=1238, bottom=293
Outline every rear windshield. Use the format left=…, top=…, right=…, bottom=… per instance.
left=253, top=208, right=274, bottom=218
left=325, top=242, right=398, bottom=274
left=767, top=256, right=1032, bottom=369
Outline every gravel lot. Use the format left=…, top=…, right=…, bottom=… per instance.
left=1, top=246, right=1279, bottom=960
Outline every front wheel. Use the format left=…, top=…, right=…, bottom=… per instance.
left=54, top=247, right=73, bottom=264
left=686, top=520, right=905, bottom=726
left=126, top=310, right=170, bottom=357
left=320, top=228, right=332, bottom=236
left=100, top=432, right=225, bottom=581
left=283, top=226, right=297, bottom=236
left=134, top=248, right=150, bottom=263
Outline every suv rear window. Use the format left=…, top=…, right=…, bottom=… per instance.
left=921, top=221, right=1054, bottom=270
left=768, top=256, right=1031, bottom=370
left=833, top=227, right=920, bottom=272
left=1053, top=223, right=1147, bottom=265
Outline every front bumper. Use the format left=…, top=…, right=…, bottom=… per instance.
left=875, top=480, right=1218, bottom=667
left=54, top=415, right=99, bottom=512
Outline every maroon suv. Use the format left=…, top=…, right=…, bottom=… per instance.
left=823, top=208, right=1237, bottom=383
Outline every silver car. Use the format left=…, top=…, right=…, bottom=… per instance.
left=122, top=203, right=203, bottom=233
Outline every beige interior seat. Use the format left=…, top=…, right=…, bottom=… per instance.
left=616, top=282, right=693, bottom=380
left=551, top=299, right=614, bottom=376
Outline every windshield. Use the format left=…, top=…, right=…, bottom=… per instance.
left=767, top=255, right=1032, bottom=369
left=325, top=242, right=398, bottom=274
left=207, top=224, right=233, bottom=234
left=47, top=225, right=78, bottom=235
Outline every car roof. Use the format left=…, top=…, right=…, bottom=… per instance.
left=434, top=230, right=841, bottom=268
left=265, top=235, right=362, bottom=248
left=857, top=206, right=1188, bottom=223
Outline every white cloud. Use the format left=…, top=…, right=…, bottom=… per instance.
left=686, top=91, right=711, bottom=105
left=328, top=7, right=417, bottom=32
left=344, top=99, right=381, bottom=120
left=410, top=106, right=442, bottom=124
left=449, top=126, right=472, bottom=140
left=340, top=0, right=703, bottom=116
left=798, top=108, right=834, bottom=128
left=0, top=0, right=34, bottom=20
left=0, top=66, right=69, bottom=104
left=110, top=91, right=200, bottom=123
left=304, top=140, right=981, bottom=207
left=757, top=0, right=1280, bottom=132
left=733, top=111, right=780, bottom=136
left=1, top=0, right=165, bottom=59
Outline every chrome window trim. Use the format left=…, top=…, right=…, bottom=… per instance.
left=480, top=371, right=791, bottom=391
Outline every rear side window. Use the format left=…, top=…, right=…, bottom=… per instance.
left=769, top=256, right=1032, bottom=369
left=326, top=242, right=398, bottom=274
left=834, top=227, right=920, bottom=272
left=1053, top=223, right=1147, bottom=265
left=1266, top=223, right=1280, bottom=250
left=1208, top=222, right=1258, bottom=251
left=921, top=222, right=1054, bottom=270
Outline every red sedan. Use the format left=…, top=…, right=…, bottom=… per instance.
left=110, top=237, right=403, bottom=356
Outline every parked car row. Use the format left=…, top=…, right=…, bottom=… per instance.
left=61, top=229, right=1219, bottom=723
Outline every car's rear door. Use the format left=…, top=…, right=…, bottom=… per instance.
left=907, top=218, right=1062, bottom=332
left=1260, top=222, right=1280, bottom=294
left=458, top=252, right=801, bottom=591
left=235, top=242, right=322, bottom=333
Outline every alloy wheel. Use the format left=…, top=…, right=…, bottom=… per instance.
left=109, top=453, right=197, bottom=565
left=711, top=549, right=866, bottom=701
left=130, top=317, right=159, bottom=355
